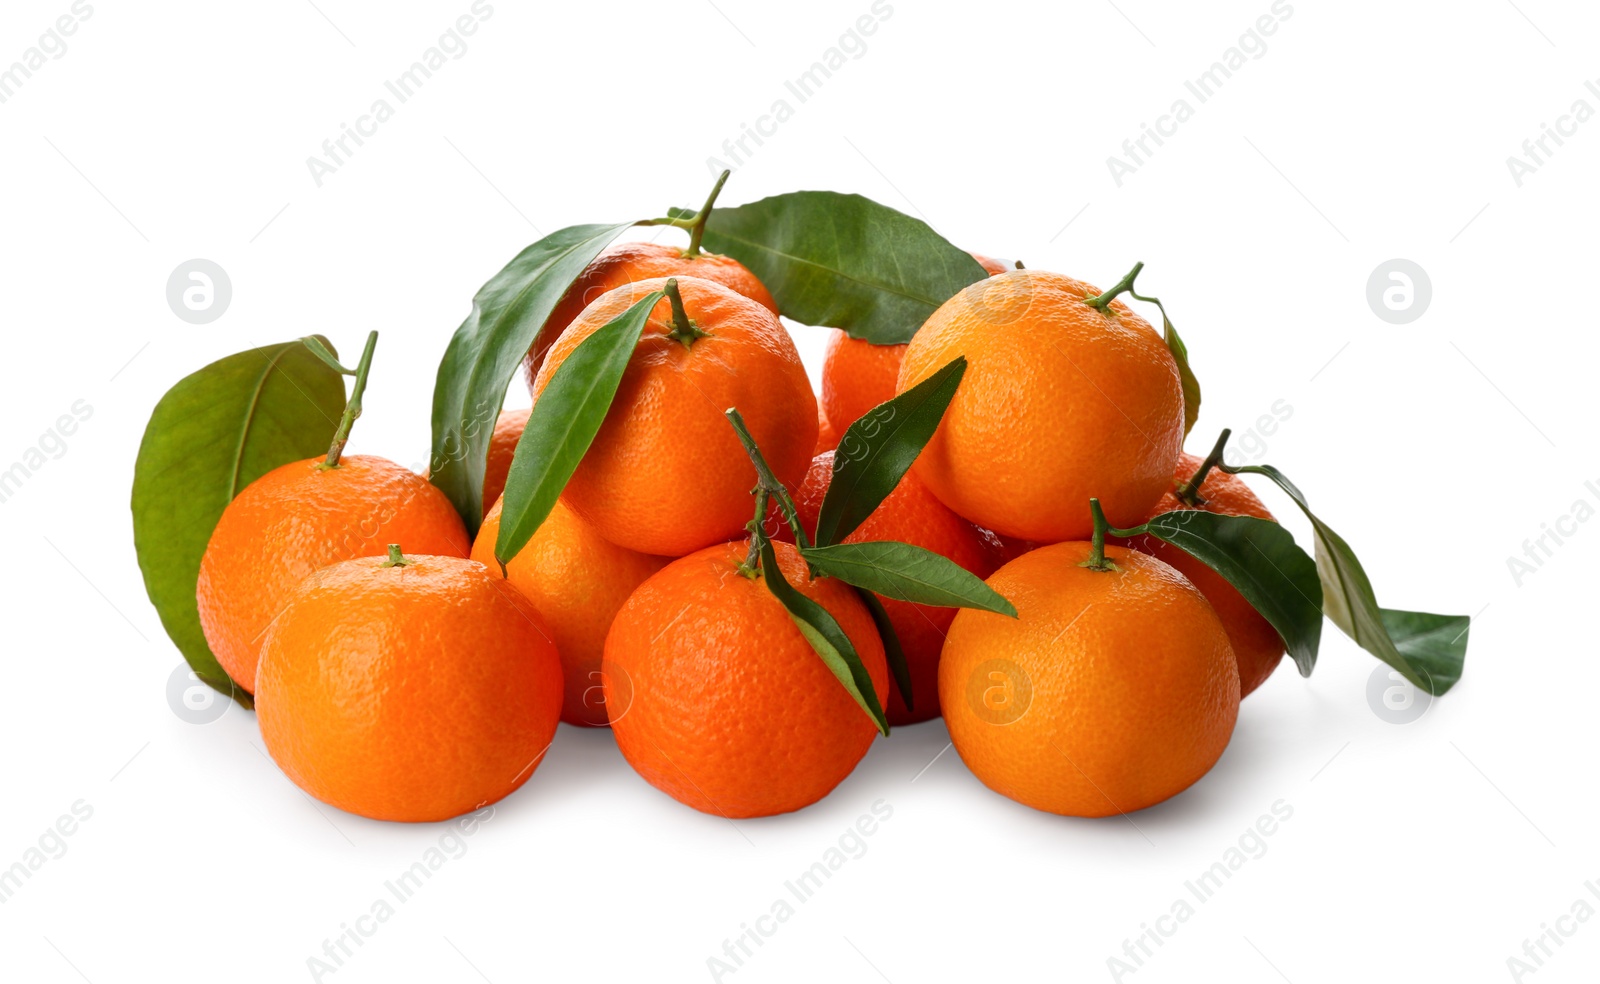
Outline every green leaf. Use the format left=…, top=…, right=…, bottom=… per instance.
left=494, top=290, right=663, bottom=567
left=857, top=589, right=913, bottom=714
left=131, top=338, right=347, bottom=705
left=803, top=541, right=1017, bottom=617
left=759, top=540, right=888, bottom=735
left=1380, top=609, right=1469, bottom=694
left=1161, top=312, right=1201, bottom=437
left=430, top=222, right=635, bottom=535
left=814, top=356, right=966, bottom=547
left=1234, top=464, right=1468, bottom=696
left=1142, top=511, right=1324, bottom=677
left=670, top=191, right=988, bottom=344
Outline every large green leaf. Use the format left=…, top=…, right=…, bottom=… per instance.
left=131, top=339, right=347, bottom=705
left=1142, top=510, right=1323, bottom=676
left=430, top=222, right=635, bottom=534
left=760, top=540, right=888, bottom=735
left=1232, top=464, right=1468, bottom=695
left=814, top=357, right=966, bottom=547
left=803, top=541, right=1016, bottom=617
left=494, top=291, right=663, bottom=567
left=671, top=192, right=987, bottom=344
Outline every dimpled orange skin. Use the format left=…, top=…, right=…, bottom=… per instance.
left=819, top=252, right=1010, bottom=432
left=472, top=497, right=667, bottom=727
left=814, top=403, right=841, bottom=455
left=533, top=276, right=816, bottom=557
left=898, top=270, right=1185, bottom=542
left=788, top=451, right=994, bottom=725
left=939, top=542, right=1239, bottom=817
left=196, top=455, right=470, bottom=693
left=256, top=554, right=562, bottom=822
left=481, top=408, right=529, bottom=514
left=522, top=241, right=778, bottom=391
left=603, top=540, right=888, bottom=819
left=1127, top=453, right=1285, bottom=697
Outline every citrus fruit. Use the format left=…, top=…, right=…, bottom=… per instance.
left=971, top=252, right=1012, bottom=276
left=815, top=403, right=840, bottom=455
left=473, top=497, right=667, bottom=727
left=196, top=455, right=469, bottom=693
left=1125, top=453, right=1285, bottom=697
left=898, top=270, right=1185, bottom=542
left=788, top=451, right=994, bottom=725
left=481, top=407, right=529, bottom=514
left=256, top=549, right=562, bottom=822
left=819, top=251, right=1007, bottom=431
left=939, top=541, right=1238, bottom=816
left=532, top=276, right=816, bottom=557
left=603, top=539, right=888, bottom=818
left=522, top=241, right=777, bottom=389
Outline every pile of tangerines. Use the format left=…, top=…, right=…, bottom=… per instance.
left=142, top=179, right=1459, bottom=826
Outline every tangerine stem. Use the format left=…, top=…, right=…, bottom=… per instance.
left=1082, top=260, right=1145, bottom=311
left=725, top=408, right=812, bottom=551
left=1175, top=428, right=1232, bottom=507
left=663, top=279, right=706, bottom=347
left=740, top=488, right=770, bottom=578
left=381, top=543, right=412, bottom=567
left=684, top=169, right=730, bottom=258
left=1080, top=499, right=1146, bottom=572
left=321, top=330, right=378, bottom=469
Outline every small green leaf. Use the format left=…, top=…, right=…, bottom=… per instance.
left=430, top=221, right=636, bottom=535
left=1380, top=609, right=1469, bottom=694
left=1161, top=312, right=1201, bottom=437
left=857, top=589, right=913, bottom=714
left=131, top=338, right=347, bottom=705
left=814, top=356, right=966, bottom=547
left=759, top=540, right=888, bottom=735
left=1234, top=464, right=1469, bottom=696
left=669, top=192, right=987, bottom=343
left=494, top=290, right=663, bottom=567
left=803, top=541, right=1017, bottom=617
left=1142, top=510, right=1324, bottom=677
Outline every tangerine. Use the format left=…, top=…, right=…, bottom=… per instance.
left=939, top=541, right=1238, bottom=816
left=256, top=549, right=563, bottom=822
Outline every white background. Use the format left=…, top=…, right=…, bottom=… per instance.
left=1, top=0, right=1594, bottom=981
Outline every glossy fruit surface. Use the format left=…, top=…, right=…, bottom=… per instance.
left=898, top=270, right=1184, bottom=542
left=256, top=553, right=562, bottom=822
left=815, top=403, right=840, bottom=456
left=196, top=455, right=470, bottom=692
left=939, top=541, right=1238, bottom=816
left=481, top=408, right=529, bottom=514
left=473, top=497, right=666, bottom=726
left=603, top=540, right=887, bottom=818
left=1127, top=453, right=1285, bottom=697
left=532, top=276, right=815, bottom=557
